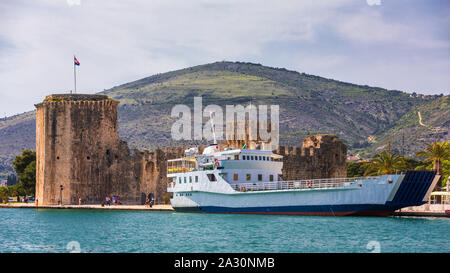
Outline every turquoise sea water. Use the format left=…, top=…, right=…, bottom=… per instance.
left=0, top=208, right=448, bottom=253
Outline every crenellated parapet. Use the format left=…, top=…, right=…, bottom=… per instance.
left=279, top=135, right=347, bottom=180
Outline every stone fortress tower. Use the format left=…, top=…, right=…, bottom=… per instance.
left=36, top=94, right=143, bottom=205
left=35, top=94, right=347, bottom=205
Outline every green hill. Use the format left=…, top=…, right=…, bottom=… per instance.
left=0, top=61, right=448, bottom=178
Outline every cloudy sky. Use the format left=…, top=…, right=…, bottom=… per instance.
left=0, top=0, right=449, bottom=116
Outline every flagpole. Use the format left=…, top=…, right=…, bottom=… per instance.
left=74, top=55, right=77, bottom=94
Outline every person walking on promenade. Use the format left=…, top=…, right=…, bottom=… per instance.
left=78, top=196, right=82, bottom=206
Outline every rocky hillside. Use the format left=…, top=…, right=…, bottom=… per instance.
left=0, top=61, right=448, bottom=178
left=367, top=95, right=449, bottom=157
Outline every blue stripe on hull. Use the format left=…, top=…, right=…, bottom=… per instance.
left=173, top=204, right=402, bottom=216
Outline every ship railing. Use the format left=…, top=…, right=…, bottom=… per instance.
left=230, top=176, right=380, bottom=192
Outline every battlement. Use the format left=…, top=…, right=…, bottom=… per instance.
left=44, top=93, right=109, bottom=101
left=35, top=94, right=118, bottom=108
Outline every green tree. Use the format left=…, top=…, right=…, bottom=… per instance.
left=0, top=187, right=9, bottom=203
left=416, top=141, right=450, bottom=190
left=12, top=150, right=36, bottom=196
left=347, top=162, right=371, bottom=177
left=364, top=150, right=406, bottom=176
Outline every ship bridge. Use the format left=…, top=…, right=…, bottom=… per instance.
left=167, top=147, right=283, bottom=187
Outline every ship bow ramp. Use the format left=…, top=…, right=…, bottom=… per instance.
left=385, top=170, right=438, bottom=209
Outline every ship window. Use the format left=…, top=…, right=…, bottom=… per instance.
left=195, top=176, right=198, bottom=182
left=243, top=155, right=246, bottom=160
left=246, top=174, right=251, bottom=181
left=269, top=175, right=274, bottom=181
left=258, top=174, right=262, bottom=181
left=234, top=155, right=239, bottom=160
left=189, top=176, right=192, bottom=183
left=207, top=174, right=217, bottom=182
left=184, top=177, right=187, bottom=183
left=233, top=174, right=238, bottom=181
left=259, top=156, right=262, bottom=160
left=251, top=156, right=254, bottom=160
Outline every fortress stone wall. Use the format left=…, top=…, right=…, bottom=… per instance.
left=35, top=94, right=347, bottom=205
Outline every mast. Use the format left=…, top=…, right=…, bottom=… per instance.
left=74, top=55, right=77, bottom=94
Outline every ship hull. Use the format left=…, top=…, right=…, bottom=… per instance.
left=169, top=171, right=438, bottom=217
left=173, top=204, right=403, bottom=216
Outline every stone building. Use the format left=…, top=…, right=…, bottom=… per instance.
left=35, top=94, right=347, bottom=205
left=35, top=94, right=165, bottom=205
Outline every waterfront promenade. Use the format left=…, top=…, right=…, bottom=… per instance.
left=0, top=202, right=174, bottom=211
left=393, top=203, right=450, bottom=217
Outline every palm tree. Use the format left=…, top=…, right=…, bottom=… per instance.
left=416, top=141, right=450, bottom=190
left=364, top=150, right=406, bottom=176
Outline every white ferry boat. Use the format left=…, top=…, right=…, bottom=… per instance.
left=167, top=143, right=439, bottom=216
